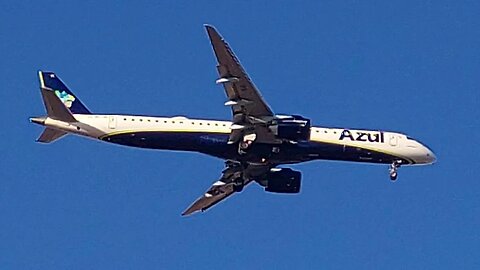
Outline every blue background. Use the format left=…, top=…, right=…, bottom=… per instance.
left=1, top=1, right=479, bottom=269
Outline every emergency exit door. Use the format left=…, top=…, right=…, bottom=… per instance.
left=108, top=116, right=116, bottom=129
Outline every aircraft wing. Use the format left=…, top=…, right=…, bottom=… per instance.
left=182, top=162, right=269, bottom=216
left=205, top=25, right=278, bottom=144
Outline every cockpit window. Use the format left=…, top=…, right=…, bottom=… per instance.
left=406, top=136, right=415, bottom=140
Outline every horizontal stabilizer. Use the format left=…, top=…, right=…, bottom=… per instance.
left=37, top=128, right=67, bottom=143
left=41, top=88, right=77, bottom=122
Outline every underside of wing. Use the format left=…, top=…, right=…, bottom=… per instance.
left=182, top=179, right=252, bottom=216
left=182, top=162, right=270, bottom=216
left=205, top=25, right=274, bottom=118
left=205, top=25, right=278, bottom=144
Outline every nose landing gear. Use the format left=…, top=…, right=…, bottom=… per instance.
left=389, top=160, right=402, bottom=181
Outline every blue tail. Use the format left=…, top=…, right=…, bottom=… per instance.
left=38, top=71, right=91, bottom=114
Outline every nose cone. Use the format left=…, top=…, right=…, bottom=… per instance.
left=406, top=137, right=436, bottom=164
left=424, top=146, right=437, bottom=164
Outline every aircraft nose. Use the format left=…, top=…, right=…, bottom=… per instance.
left=407, top=137, right=436, bottom=164
left=425, top=147, right=437, bottom=164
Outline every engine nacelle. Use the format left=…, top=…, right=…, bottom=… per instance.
left=260, top=168, right=301, bottom=194
left=269, top=115, right=311, bottom=141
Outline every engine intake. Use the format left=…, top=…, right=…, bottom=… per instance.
left=261, top=168, right=301, bottom=194
left=269, top=115, right=311, bottom=141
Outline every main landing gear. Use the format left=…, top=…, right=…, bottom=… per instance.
left=238, top=133, right=257, bottom=155
left=389, top=160, right=402, bottom=181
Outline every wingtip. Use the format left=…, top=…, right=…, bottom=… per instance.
left=181, top=210, right=194, bottom=216
left=203, top=23, right=214, bottom=29
left=182, top=206, right=203, bottom=216
left=204, top=24, right=221, bottom=34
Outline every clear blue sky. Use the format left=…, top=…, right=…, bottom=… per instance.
left=1, top=1, right=479, bottom=269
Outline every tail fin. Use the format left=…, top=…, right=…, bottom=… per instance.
left=31, top=88, right=73, bottom=143
left=38, top=71, right=91, bottom=114
left=31, top=71, right=89, bottom=143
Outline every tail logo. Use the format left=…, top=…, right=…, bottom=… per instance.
left=55, top=90, right=76, bottom=108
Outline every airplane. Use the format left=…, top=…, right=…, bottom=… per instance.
left=30, top=25, right=436, bottom=216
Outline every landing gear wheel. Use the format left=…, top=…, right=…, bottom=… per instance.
left=240, top=141, right=250, bottom=150
left=238, top=141, right=253, bottom=155
left=238, top=133, right=257, bottom=155
left=388, top=160, right=401, bottom=182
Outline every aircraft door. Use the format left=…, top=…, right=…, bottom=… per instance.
left=108, top=116, right=116, bottom=129
left=389, top=134, right=398, bottom=146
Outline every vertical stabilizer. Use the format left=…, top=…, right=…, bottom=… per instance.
left=38, top=71, right=91, bottom=114
left=31, top=70, right=90, bottom=143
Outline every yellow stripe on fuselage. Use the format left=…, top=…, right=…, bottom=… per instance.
left=98, top=128, right=231, bottom=140
left=99, top=127, right=414, bottom=164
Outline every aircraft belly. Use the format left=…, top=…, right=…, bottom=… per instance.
left=101, top=131, right=233, bottom=155
left=100, top=131, right=412, bottom=165
left=298, top=141, right=413, bottom=165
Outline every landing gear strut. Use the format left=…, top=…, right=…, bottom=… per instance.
left=389, top=160, right=402, bottom=181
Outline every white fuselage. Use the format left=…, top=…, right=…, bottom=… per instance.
left=43, top=114, right=436, bottom=166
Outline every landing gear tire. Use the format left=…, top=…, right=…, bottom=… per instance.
left=238, top=133, right=257, bottom=155
left=238, top=141, right=253, bottom=155
left=389, top=160, right=401, bottom=182
left=240, top=141, right=250, bottom=150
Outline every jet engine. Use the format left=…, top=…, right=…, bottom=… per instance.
left=259, top=168, right=301, bottom=194
left=269, top=115, right=311, bottom=141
